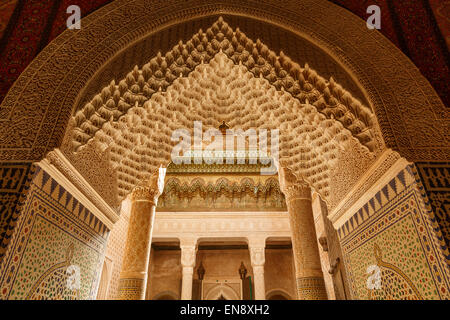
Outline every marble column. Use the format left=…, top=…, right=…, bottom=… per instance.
left=180, top=238, right=198, bottom=300
left=279, top=166, right=327, bottom=300
left=117, top=167, right=166, bottom=300
left=248, top=238, right=266, bottom=300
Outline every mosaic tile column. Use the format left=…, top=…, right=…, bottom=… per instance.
left=117, top=167, right=166, bottom=300
left=180, top=238, right=197, bottom=300
left=248, top=238, right=266, bottom=300
left=279, top=167, right=327, bottom=300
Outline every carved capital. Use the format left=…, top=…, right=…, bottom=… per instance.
left=249, top=247, right=265, bottom=267
left=131, top=166, right=167, bottom=203
left=278, top=166, right=311, bottom=201
left=131, top=186, right=159, bottom=203
left=181, top=245, right=197, bottom=268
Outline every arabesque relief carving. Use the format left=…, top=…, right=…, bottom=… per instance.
left=157, top=175, right=286, bottom=212
left=131, top=166, right=166, bottom=204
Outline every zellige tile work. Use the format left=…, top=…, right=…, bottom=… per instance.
left=415, top=162, right=450, bottom=250
left=339, top=164, right=450, bottom=300
left=0, top=165, right=109, bottom=300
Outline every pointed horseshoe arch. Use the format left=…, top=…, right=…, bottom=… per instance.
left=0, top=0, right=447, bottom=208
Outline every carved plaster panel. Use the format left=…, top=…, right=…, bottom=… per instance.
left=152, top=212, right=291, bottom=240
left=42, top=149, right=119, bottom=228
left=157, top=175, right=287, bottom=212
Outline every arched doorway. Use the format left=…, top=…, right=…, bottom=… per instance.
left=266, top=289, right=292, bottom=300
left=153, top=291, right=179, bottom=300
left=204, top=283, right=241, bottom=300
left=0, top=0, right=448, bottom=301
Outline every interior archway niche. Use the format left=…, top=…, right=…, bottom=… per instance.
left=0, top=0, right=448, bottom=301
left=266, top=289, right=292, bottom=300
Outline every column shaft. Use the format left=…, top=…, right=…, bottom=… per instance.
left=249, top=240, right=266, bottom=300
left=180, top=242, right=197, bottom=300
left=181, top=266, right=194, bottom=300
left=279, top=167, right=327, bottom=300
left=117, top=167, right=166, bottom=300
left=252, top=265, right=265, bottom=300
left=117, top=197, right=155, bottom=299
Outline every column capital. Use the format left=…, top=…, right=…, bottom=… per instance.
left=278, top=166, right=311, bottom=200
left=180, top=241, right=197, bottom=268
left=180, top=239, right=197, bottom=300
left=249, top=246, right=265, bottom=267
left=131, top=166, right=167, bottom=203
left=180, top=237, right=198, bottom=247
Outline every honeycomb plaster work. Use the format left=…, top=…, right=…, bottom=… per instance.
left=71, top=18, right=378, bottom=153
left=66, top=20, right=379, bottom=203
left=76, top=14, right=370, bottom=114
left=1, top=0, right=447, bottom=166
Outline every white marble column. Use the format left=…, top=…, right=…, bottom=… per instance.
left=248, top=238, right=266, bottom=300
left=180, top=238, right=197, bottom=300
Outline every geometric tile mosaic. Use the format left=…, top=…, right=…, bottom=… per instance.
left=0, top=162, right=34, bottom=263
left=339, top=164, right=450, bottom=300
left=415, top=162, right=450, bottom=250
left=337, top=165, right=415, bottom=240
left=0, top=164, right=109, bottom=299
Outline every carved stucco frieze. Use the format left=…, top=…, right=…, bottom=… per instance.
left=158, top=175, right=287, bottom=212
left=153, top=212, right=290, bottom=237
